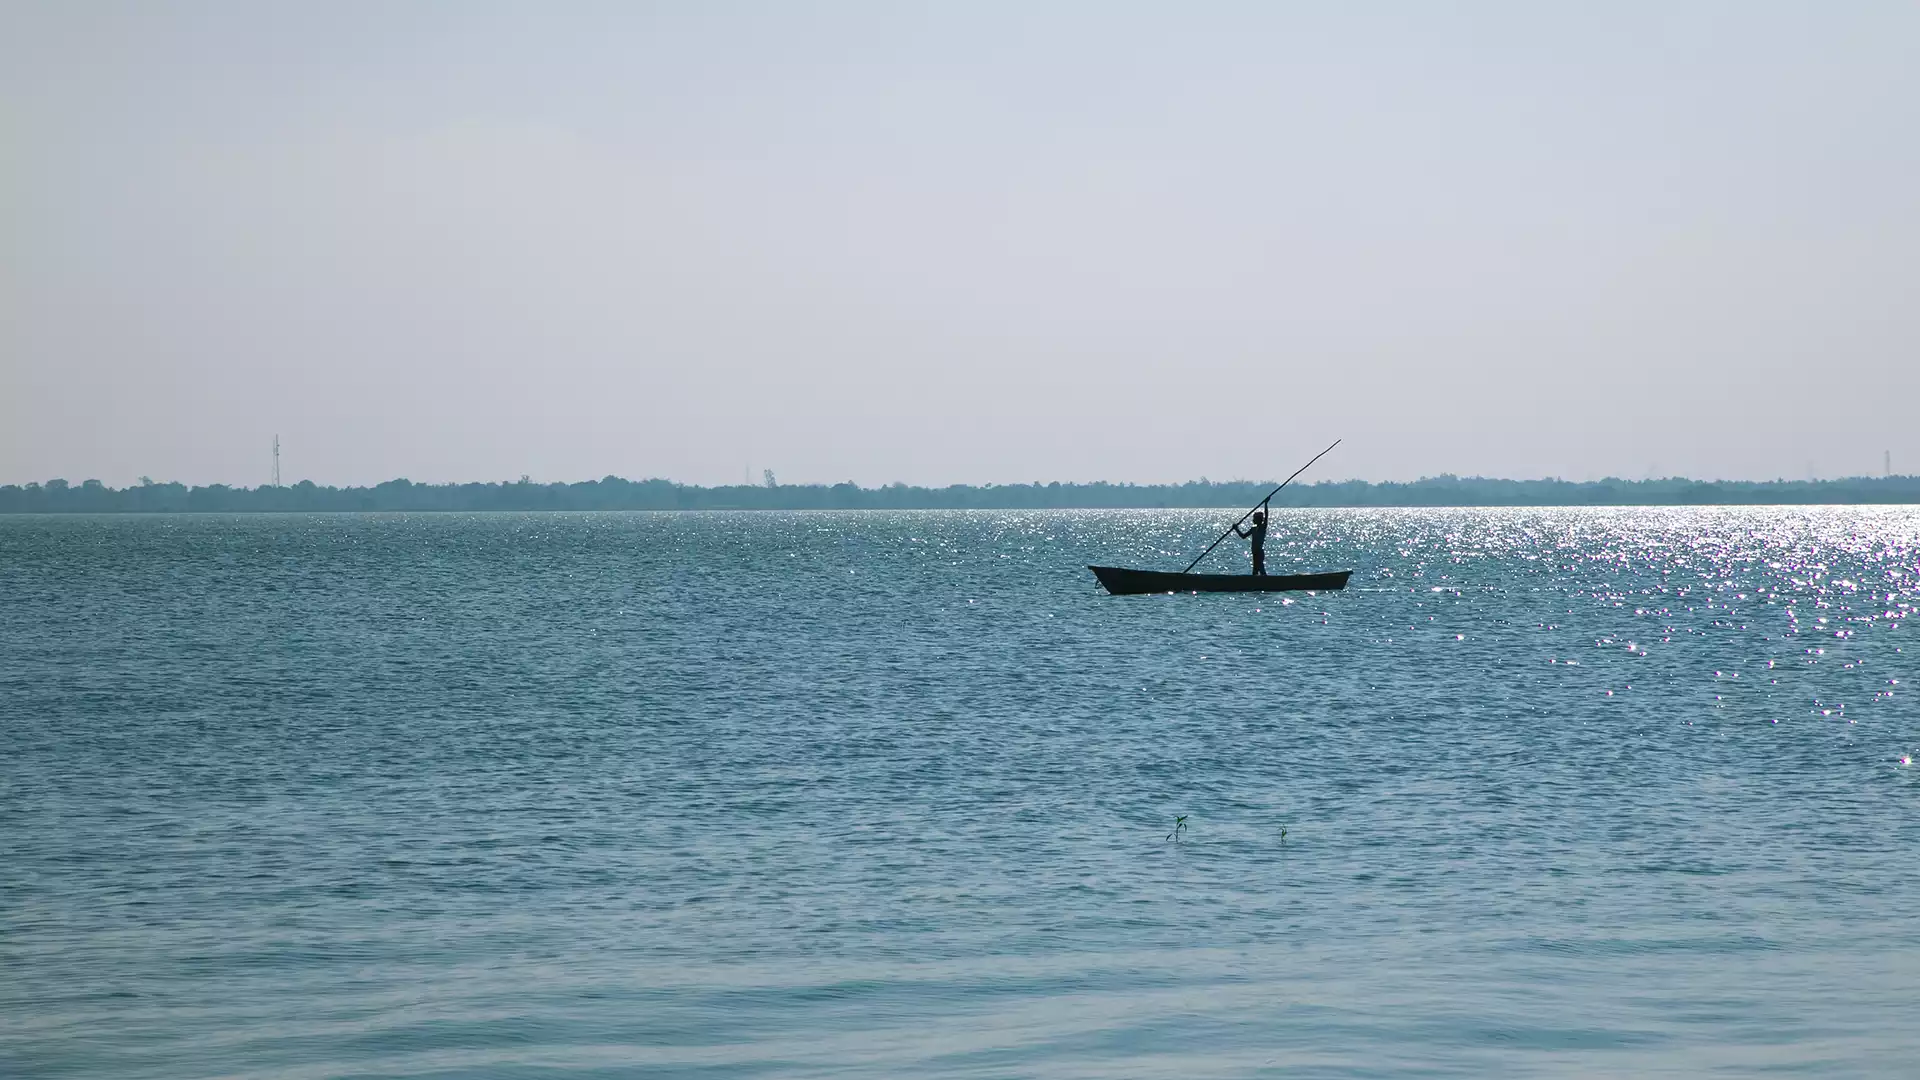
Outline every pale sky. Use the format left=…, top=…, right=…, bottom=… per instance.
left=4, top=2, right=1916, bottom=488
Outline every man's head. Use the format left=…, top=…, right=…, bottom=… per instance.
left=1252, top=511, right=1266, bottom=525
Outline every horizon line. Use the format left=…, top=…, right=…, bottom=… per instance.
left=8, top=472, right=1918, bottom=493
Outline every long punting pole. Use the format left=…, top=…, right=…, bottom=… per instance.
left=1180, top=439, right=1341, bottom=574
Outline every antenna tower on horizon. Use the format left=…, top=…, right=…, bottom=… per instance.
left=272, top=435, right=281, bottom=488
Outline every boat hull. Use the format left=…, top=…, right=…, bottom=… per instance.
left=1089, top=566, right=1352, bottom=596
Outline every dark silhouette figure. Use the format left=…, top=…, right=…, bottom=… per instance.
left=1234, top=508, right=1269, bottom=576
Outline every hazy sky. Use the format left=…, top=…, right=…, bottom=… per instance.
left=4, top=2, right=1916, bottom=488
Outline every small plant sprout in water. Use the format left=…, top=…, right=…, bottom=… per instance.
left=1167, top=815, right=1188, bottom=842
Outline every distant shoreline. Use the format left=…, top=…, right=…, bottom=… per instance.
left=4, top=475, right=1919, bottom=513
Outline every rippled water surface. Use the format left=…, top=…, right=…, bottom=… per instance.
left=4, top=508, right=1919, bottom=1078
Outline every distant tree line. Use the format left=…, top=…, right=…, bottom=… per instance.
left=4, top=473, right=1919, bottom=513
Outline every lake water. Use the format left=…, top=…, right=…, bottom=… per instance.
left=3, top=508, right=1917, bottom=1078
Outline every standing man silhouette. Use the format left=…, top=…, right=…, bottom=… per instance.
left=1234, top=506, right=1269, bottom=576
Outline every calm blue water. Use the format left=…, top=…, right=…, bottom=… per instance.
left=3, top=508, right=1917, bottom=1078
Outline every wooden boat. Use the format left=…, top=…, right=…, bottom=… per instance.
left=1089, top=441, right=1354, bottom=597
left=1089, top=566, right=1352, bottom=596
